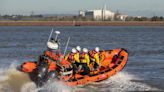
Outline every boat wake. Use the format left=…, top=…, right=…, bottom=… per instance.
left=0, top=62, right=36, bottom=92
left=74, top=71, right=161, bottom=92
left=0, top=62, right=72, bottom=92
left=0, top=62, right=162, bottom=92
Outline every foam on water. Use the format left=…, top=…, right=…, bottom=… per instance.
left=0, top=62, right=72, bottom=92
left=0, top=61, right=35, bottom=92
left=17, top=76, right=72, bottom=92
left=106, top=72, right=161, bottom=91
left=40, top=81, right=72, bottom=92
left=0, top=62, right=162, bottom=92
left=74, top=72, right=161, bottom=92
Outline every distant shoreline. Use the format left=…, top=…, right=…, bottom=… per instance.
left=0, top=21, right=164, bottom=26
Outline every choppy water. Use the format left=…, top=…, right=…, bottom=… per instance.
left=0, top=26, right=164, bottom=92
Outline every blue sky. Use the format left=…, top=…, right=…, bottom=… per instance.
left=0, top=0, right=164, bottom=17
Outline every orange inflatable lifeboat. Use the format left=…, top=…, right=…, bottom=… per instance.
left=20, top=48, right=128, bottom=87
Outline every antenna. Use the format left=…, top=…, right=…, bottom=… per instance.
left=48, top=28, right=54, bottom=42
left=64, top=37, right=70, bottom=56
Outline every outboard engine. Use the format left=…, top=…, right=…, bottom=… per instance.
left=47, top=70, right=57, bottom=78
left=37, top=57, right=49, bottom=87
left=46, top=70, right=58, bottom=83
left=37, top=64, right=48, bottom=78
left=37, top=55, right=59, bottom=87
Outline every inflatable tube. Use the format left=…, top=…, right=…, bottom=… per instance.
left=21, top=62, right=37, bottom=73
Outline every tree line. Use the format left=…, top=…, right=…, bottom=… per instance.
left=125, top=16, right=164, bottom=21
left=0, top=14, right=163, bottom=21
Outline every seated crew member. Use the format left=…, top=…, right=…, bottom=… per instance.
left=79, top=48, right=90, bottom=75
left=64, top=48, right=80, bottom=78
left=75, top=46, right=81, bottom=66
left=65, top=48, right=80, bottom=65
left=80, top=48, right=90, bottom=67
left=89, top=47, right=100, bottom=69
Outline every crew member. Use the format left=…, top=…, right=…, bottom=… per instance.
left=64, top=48, right=80, bottom=79
left=64, top=48, right=80, bottom=64
left=80, top=48, right=90, bottom=67
left=89, top=47, right=100, bottom=69
left=79, top=48, right=90, bottom=75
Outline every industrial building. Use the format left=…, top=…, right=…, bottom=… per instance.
left=79, top=5, right=128, bottom=21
